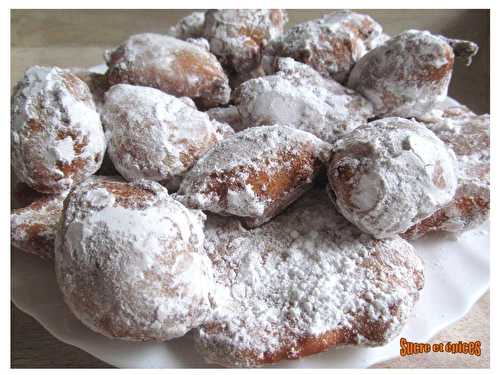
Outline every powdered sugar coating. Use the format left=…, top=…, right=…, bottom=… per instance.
left=403, top=105, right=489, bottom=238
left=67, top=68, right=110, bottom=111
left=236, top=58, right=373, bottom=143
left=194, top=190, right=424, bottom=367
left=329, top=117, right=458, bottom=238
left=105, top=33, right=231, bottom=108
left=101, top=84, right=234, bottom=185
left=11, top=190, right=68, bottom=260
left=167, top=11, right=206, bottom=40
left=55, top=177, right=214, bottom=341
left=11, top=66, right=106, bottom=193
left=203, top=9, right=288, bottom=74
left=176, top=125, right=332, bottom=227
left=347, top=30, right=478, bottom=117
left=267, top=10, right=388, bottom=83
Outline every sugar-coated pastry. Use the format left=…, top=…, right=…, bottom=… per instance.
left=167, top=11, right=206, bottom=40
left=267, top=10, right=388, bottom=83
left=105, top=33, right=231, bottom=108
left=55, top=177, right=214, bottom=341
left=194, top=190, right=424, bottom=367
left=101, top=84, right=234, bottom=186
left=328, top=117, right=458, bottom=238
left=176, top=125, right=332, bottom=228
left=11, top=66, right=106, bottom=194
left=11, top=190, right=68, bottom=260
left=203, top=9, right=288, bottom=74
left=347, top=30, right=478, bottom=117
left=236, top=58, right=373, bottom=143
left=403, top=103, right=489, bottom=238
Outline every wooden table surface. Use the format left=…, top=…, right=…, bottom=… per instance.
left=11, top=9, right=490, bottom=368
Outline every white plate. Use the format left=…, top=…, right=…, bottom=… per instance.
left=11, top=69, right=490, bottom=367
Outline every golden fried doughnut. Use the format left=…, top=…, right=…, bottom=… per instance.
left=55, top=177, right=214, bottom=341
left=11, top=190, right=68, bottom=260
left=11, top=66, right=106, bottom=193
left=403, top=103, right=489, bottom=238
left=105, top=33, right=231, bottom=108
left=194, top=190, right=424, bottom=367
left=347, top=30, right=478, bottom=117
left=267, top=10, right=388, bottom=83
left=101, top=84, right=234, bottom=187
left=203, top=9, right=288, bottom=74
left=176, top=125, right=332, bottom=228
left=235, top=58, right=374, bottom=142
left=328, top=117, right=458, bottom=238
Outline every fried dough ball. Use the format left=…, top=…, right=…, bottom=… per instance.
left=203, top=9, right=288, bottom=74
left=11, top=66, right=106, bottom=194
left=11, top=190, right=68, bottom=260
left=105, top=33, right=231, bottom=108
left=194, top=190, right=424, bottom=367
left=347, top=30, right=478, bottom=117
left=235, top=58, right=373, bottom=143
left=403, top=102, right=489, bottom=238
left=167, top=11, right=206, bottom=40
left=328, top=117, right=458, bottom=238
left=55, top=177, right=214, bottom=341
left=267, top=10, right=388, bottom=83
left=176, top=125, right=332, bottom=228
left=101, top=84, right=234, bottom=188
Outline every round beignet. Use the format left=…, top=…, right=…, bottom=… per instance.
left=176, top=125, right=332, bottom=228
left=55, top=177, right=214, bottom=341
left=403, top=103, right=489, bottom=238
left=11, top=66, right=106, bottom=193
left=101, top=84, right=234, bottom=186
left=203, top=9, right=288, bottom=74
left=328, top=117, right=458, bottom=238
left=194, top=190, right=424, bottom=367
left=267, top=10, right=388, bottom=83
left=347, top=30, right=478, bottom=117
left=236, top=58, right=373, bottom=143
left=105, top=33, right=231, bottom=108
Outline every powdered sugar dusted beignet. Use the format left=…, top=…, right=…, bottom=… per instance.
left=328, top=117, right=458, bottom=238
left=105, top=33, right=231, bottom=108
left=203, top=9, right=288, bottom=74
left=236, top=58, right=373, bottom=143
left=403, top=107, right=489, bottom=239
left=347, top=30, right=478, bottom=117
left=102, top=84, right=234, bottom=186
left=11, top=190, right=68, bottom=260
left=194, top=190, right=424, bottom=367
left=267, top=10, right=388, bottom=83
left=55, top=177, right=214, bottom=341
left=11, top=66, right=106, bottom=194
left=167, top=11, right=206, bottom=40
left=177, top=125, right=332, bottom=228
